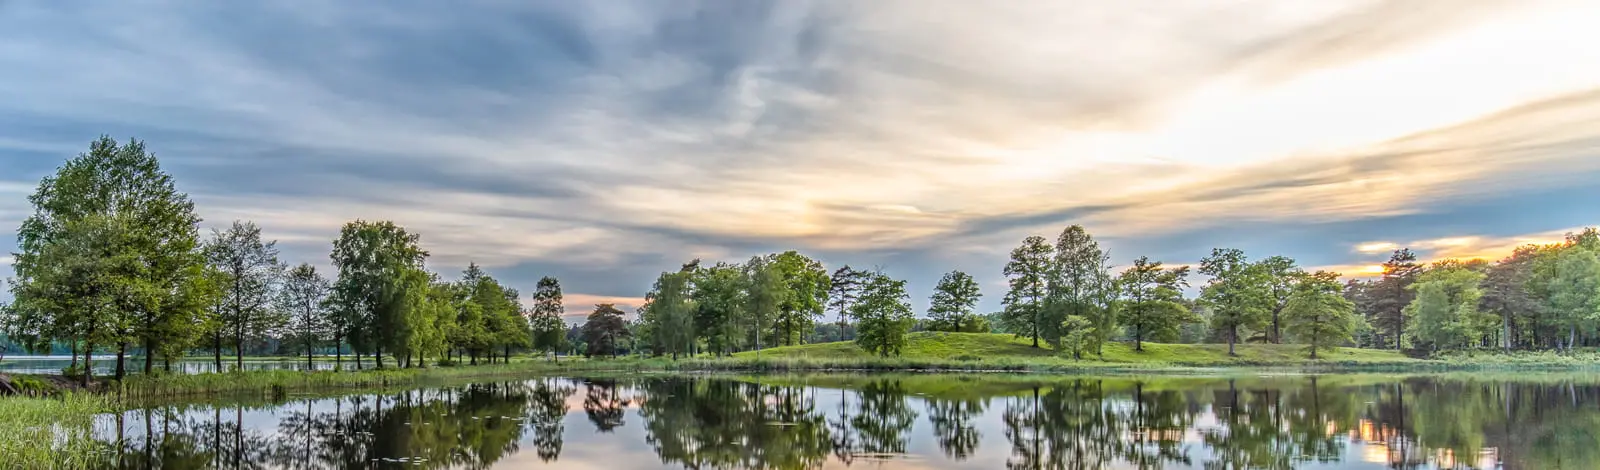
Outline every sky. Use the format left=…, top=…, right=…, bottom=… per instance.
left=3, top=1, right=1600, bottom=321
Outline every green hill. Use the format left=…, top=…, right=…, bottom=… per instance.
left=732, top=332, right=1414, bottom=368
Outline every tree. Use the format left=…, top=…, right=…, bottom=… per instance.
left=1117, top=257, right=1194, bottom=351
left=641, top=263, right=697, bottom=359
left=927, top=270, right=983, bottom=332
left=530, top=277, right=567, bottom=362
left=206, top=220, right=285, bottom=372
left=691, top=262, right=748, bottom=356
left=768, top=251, right=829, bottom=346
left=9, top=136, right=205, bottom=381
left=1546, top=246, right=1600, bottom=351
left=582, top=303, right=629, bottom=358
left=1482, top=246, right=1539, bottom=351
left=1002, top=236, right=1054, bottom=348
left=1058, top=315, right=1094, bottom=360
left=743, top=256, right=783, bottom=354
left=279, top=263, right=329, bottom=369
left=1255, top=256, right=1302, bottom=344
left=1404, top=262, right=1490, bottom=352
left=1049, top=225, right=1117, bottom=355
left=853, top=272, right=914, bottom=357
left=1198, top=248, right=1270, bottom=356
left=1283, top=271, right=1358, bottom=359
left=328, top=220, right=428, bottom=370
left=827, top=266, right=868, bottom=342
left=1369, top=249, right=1421, bottom=350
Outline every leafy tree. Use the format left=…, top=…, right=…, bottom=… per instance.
left=1002, top=235, right=1054, bottom=348
left=582, top=303, right=629, bottom=358
left=1198, top=248, right=1270, bottom=356
left=1049, top=225, right=1117, bottom=354
left=1404, top=262, right=1490, bottom=352
left=1546, top=245, right=1600, bottom=350
left=691, top=262, right=748, bottom=356
left=279, top=263, right=329, bottom=369
left=206, top=220, right=285, bottom=372
left=769, top=251, right=830, bottom=346
left=1058, top=315, right=1094, bottom=360
left=927, top=270, right=983, bottom=332
left=827, top=266, right=868, bottom=342
left=743, top=256, right=783, bottom=353
left=1255, top=256, right=1302, bottom=344
left=9, top=136, right=205, bottom=381
left=641, top=263, right=697, bottom=359
left=1117, top=257, right=1194, bottom=351
left=328, top=220, right=428, bottom=369
left=1369, top=249, right=1421, bottom=350
left=530, top=276, right=567, bottom=362
left=1482, top=246, right=1539, bottom=351
left=1283, top=271, right=1358, bottom=359
left=853, top=272, right=914, bottom=357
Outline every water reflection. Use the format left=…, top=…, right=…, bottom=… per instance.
left=83, top=374, right=1600, bottom=469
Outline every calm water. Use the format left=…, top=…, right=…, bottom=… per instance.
left=0, top=356, right=336, bottom=375
left=81, top=374, right=1599, bottom=469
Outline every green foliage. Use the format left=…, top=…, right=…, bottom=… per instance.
left=827, top=266, right=869, bottom=341
left=1002, top=235, right=1054, bottom=347
left=279, top=263, right=330, bottom=366
left=743, top=256, right=784, bottom=351
left=1117, top=257, right=1195, bottom=351
left=1256, top=256, right=1303, bottom=344
left=1404, top=262, right=1490, bottom=351
left=530, top=276, right=567, bottom=359
left=641, top=264, right=697, bottom=359
left=205, top=220, right=286, bottom=370
left=927, top=270, right=983, bottom=332
left=1058, top=315, right=1094, bottom=360
left=1284, top=271, right=1358, bottom=359
left=768, top=251, right=830, bottom=347
left=1048, top=225, right=1117, bottom=354
left=583, top=303, right=630, bottom=357
left=1546, top=245, right=1600, bottom=348
left=853, top=272, right=915, bottom=357
left=328, top=220, right=428, bottom=368
left=1198, top=248, right=1271, bottom=355
left=692, top=262, right=748, bottom=355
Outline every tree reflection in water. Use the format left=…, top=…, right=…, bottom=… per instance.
left=83, top=374, right=1600, bottom=470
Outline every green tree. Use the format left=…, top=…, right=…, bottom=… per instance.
left=1369, top=249, right=1421, bottom=350
left=1546, top=245, right=1600, bottom=350
left=1256, top=255, right=1303, bottom=344
left=827, top=266, right=868, bottom=342
left=1002, top=235, right=1054, bottom=348
left=927, top=270, right=983, bottom=332
left=205, top=220, right=285, bottom=372
left=853, top=272, right=914, bottom=357
left=582, top=303, right=629, bottom=358
left=530, top=276, right=567, bottom=362
left=10, top=136, right=205, bottom=381
left=641, top=262, right=698, bottom=359
left=1058, top=315, right=1094, bottom=360
left=743, top=256, right=783, bottom=353
left=1198, top=248, right=1270, bottom=356
left=279, top=263, right=329, bottom=369
left=1482, top=246, right=1539, bottom=351
left=1283, top=271, right=1358, bottom=359
left=768, top=251, right=829, bottom=346
left=328, top=220, right=428, bottom=369
left=691, top=262, right=748, bottom=356
left=1404, top=262, right=1490, bottom=352
left=1117, top=256, right=1194, bottom=351
left=1049, top=225, right=1117, bottom=355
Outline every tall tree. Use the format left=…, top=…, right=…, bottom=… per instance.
left=1404, top=262, right=1490, bottom=352
left=1049, top=225, right=1116, bottom=354
left=530, top=276, right=567, bottom=362
left=927, top=270, right=983, bottom=332
left=1482, top=247, right=1539, bottom=351
left=853, top=272, right=914, bottom=357
left=1117, top=257, right=1194, bottom=351
left=827, top=266, right=868, bottom=342
left=206, top=220, right=285, bottom=371
left=743, top=256, right=783, bottom=354
left=1002, top=236, right=1054, bottom=348
left=1370, top=249, right=1421, bottom=350
left=1198, top=248, right=1270, bottom=356
left=1283, top=271, right=1358, bottom=359
left=768, top=251, right=830, bottom=346
left=582, top=303, right=629, bottom=358
left=279, top=263, right=330, bottom=370
left=691, top=262, right=749, bottom=356
left=641, top=263, right=697, bottom=360
left=328, top=220, right=428, bottom=370
left=1255, top=256, right=1302, bottom=344
left=1546, top=245, right=1600, bottom=350
left=9, top=136, right=205, bottom=381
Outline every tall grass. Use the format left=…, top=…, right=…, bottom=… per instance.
left=0, top=394, right=110, bottom=470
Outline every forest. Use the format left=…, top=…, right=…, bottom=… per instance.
left=5, top=137, right=1600, bottom=383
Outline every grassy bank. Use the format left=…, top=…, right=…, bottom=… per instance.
left=0, top=394, right=109, bottom=469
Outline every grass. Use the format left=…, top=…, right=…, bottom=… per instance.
left=0, top=394, right=110, bottom=469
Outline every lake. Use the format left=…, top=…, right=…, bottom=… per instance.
left=80, top=373, right=1598, bottom=469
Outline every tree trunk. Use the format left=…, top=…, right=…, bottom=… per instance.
left=1309, top=335, right=1319, bottom=359
left=470, top=350, right=478, bottom=366
left=504, top=345, right=511, bottom=363
left=115, top=342, right=127, bottom=381
left=1271, top=306, right=1283, bottom=344
left=1227, top=326, right=1238, bottom=357
left=82, top=340, right=93, bottom=388
left=234, top=331, right=244, bottom=372
left=143, top=338, right=155, bottom=374
left=334, top=335, right=343, bottom=370
left=307, top=338, right=315, bottom=371
left=214, top=332, right=223, bottom=372
left=355, top=350, right=362, bottom=370
left=375, top=345, right=384, bottom=370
